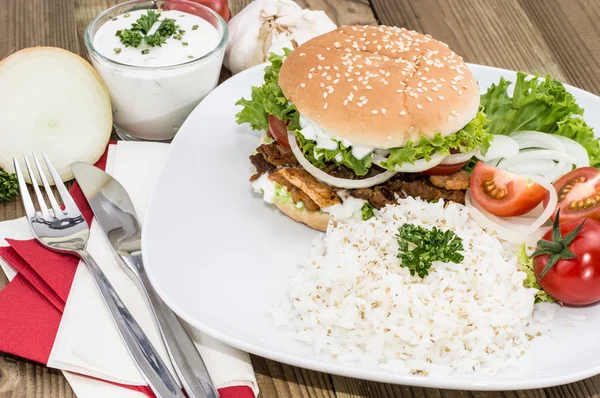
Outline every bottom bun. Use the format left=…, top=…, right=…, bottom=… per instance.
left=273, top=201, right=330, bottom=232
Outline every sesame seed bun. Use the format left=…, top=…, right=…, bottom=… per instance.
left=273, top=201, right=329, bottom=232
left=278, top=25, right=480, bottom=149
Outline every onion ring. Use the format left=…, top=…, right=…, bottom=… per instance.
left=287, top=131, right=397, bottom=189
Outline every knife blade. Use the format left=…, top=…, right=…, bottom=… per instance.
left=71, top=162, right=218, bottom=398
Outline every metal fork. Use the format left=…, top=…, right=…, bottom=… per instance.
left=14, top=153, right=185, bottom=398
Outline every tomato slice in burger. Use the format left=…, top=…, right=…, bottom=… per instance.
left=268, top=115, right=291, bottom=149
left=470, top=162, right=548, bottom=217
left=544, top=167, right=600, bottom=223
left=420, top=161, right=468, bottom=176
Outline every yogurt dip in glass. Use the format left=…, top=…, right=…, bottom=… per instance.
left=84, top=0, right=228, bottom=141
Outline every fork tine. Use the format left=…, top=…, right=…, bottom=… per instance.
left=23, top=155, right=51, bottom=219
left=13, top=158, right=37, bottom=220
left=33, top=153, right=63, bottom=217
left=41, top=151, right=80, bottom=215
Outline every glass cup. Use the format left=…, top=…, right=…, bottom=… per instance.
left=84, top=0, right=228, bottom=141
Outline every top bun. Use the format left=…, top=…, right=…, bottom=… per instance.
left=278, top=26, right=480, bottom=149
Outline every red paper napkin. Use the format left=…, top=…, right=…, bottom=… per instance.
left=0, top=144, right=255, bottom=398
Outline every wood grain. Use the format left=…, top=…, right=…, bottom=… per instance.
left=2, top=0, right=600, bottom=397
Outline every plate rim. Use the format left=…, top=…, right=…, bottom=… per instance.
left=143, top=62, right=600, bottom=391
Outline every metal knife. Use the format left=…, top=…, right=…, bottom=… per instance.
left=71, top=162, right=218, bottom=398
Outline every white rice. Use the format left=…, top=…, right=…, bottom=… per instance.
left=270, top=197, right=555, bottom=375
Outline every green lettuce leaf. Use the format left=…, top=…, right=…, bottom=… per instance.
left=481, top=72, right=583, bottom=136
left=296, top=131, right=373, bottom=176
left=361, top=202, right=375, bottom=220
left=555, top=117, right=600, bottom=168
left=516, top=243, right=554, bottom=304
left=235, top=49, right=300, bottom=131
left=382, top=111, right=492, bottom=169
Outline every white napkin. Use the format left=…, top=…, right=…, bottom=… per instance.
left=0, top=141, right=259, bottom=397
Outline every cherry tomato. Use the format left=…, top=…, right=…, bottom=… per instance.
left=534, top=217, right=600, bottom=306
left=420, top=161, right=468, bottom=176
left=268, top=115, right=290, bottom=149
left=543, top=167, right=600, bottom=223
left=163, top=0, right=230, bottom=21
left=470, top=162, right=548, bottom=217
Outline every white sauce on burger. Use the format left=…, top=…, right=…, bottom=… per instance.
left=299, top=115, right=375, bottom=160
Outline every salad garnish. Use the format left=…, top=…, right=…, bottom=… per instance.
left=480, top=72, right=600, bottom=167
left=396, top=224, right=464, bottom=278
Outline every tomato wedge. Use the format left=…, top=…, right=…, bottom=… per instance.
left=268, top=115, right=291, bottom=149
left=420, top=161, right=467, bottom=176
left=470, top=162, right=548, bottom=217
left=544, top=167, right=600, bottom=223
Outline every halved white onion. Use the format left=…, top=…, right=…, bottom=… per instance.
left=373, top=152, right=445, bottom=172
left=440, top=150, right=477, bottom=165
left=0, top=48, right=112, bottom=183
left=475, top=135, right=520, bottom=161
left=287, top=131, right=397, bottom=189
left=464, top=176, right=557, bottom=244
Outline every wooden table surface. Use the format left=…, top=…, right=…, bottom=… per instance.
left=1, top=0, right=600, bottom=397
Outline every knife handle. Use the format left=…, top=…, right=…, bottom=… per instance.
left=77, top=249, right=185, bottom=398
left=136, top=265, right=219, bottom=398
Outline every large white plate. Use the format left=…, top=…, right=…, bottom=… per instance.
left=143, top=63, right=600, bottom=390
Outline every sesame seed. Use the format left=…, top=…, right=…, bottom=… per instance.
left=323, top=92, right=328, bottom=99
left=366, top=85, right=373, bottom=90
left=372, top=110, right=378, bottom=114
left=326, top=76, right=332, bottom=80
left=438, top=96, right=445, bottom=100
left=320, top=83, right=325, bottom=88
left=448, top=115, right=453, bottom=121
left=426, top=96, right=432, bottom=102
left=300, top=53, right=306, bottom=57
left=353, top=85, right=358, bottom=91
left=300, top=83, right=306, bottom=88
left=324, top=103, right=328, bottom=109
left=381, top=108, right=387, bottom=114
left=317, top=66, right=323, bottom=70
left=308, top=73, right=313, bottom=79
left=400, top=110, right=407, bottom=116
left=321, top=72, right=327, bottom=77
left=458, top=90, right=463, bottom=95
left=334, top=79, right=340, bottom=84
left=357, top=103, right=363, bottom=107
left=417, top=104, right=424, bottom=110
left=343, top=99, right=348, bottom=106
left=432, top=87, right=439, bottom=92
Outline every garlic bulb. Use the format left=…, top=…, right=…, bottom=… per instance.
left=225, top=0, right=337, bottom=74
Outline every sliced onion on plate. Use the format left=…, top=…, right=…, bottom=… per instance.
left=287, top=131, right=397, bottom=189
left=475, top=135, right=520, bottom=161
left=440, top=150, right=477, bottom=165
left=465, top=176, right=557, bottom=244
left=373, top=152, right=445, bottom=172
left=0, top=48, right=112, bottom=183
